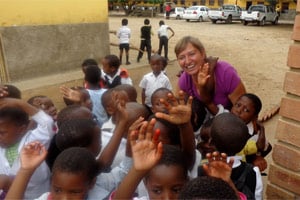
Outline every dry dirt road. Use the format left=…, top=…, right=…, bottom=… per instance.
left=18, top=16, right=294, bottom=196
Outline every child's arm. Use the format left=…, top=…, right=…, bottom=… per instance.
left=0, top=98, right=39, bottom=116
left=141, top=88, right=146, bottom=105
left=5, top=141, right=47, bottom=200
left=155, top=91, right=196, bottom=170
left=113, top=119, right=163, bottom=199
left=255, top=121, right=266, bottom=152
left=97, top=93, right=128, bottom=171
left=168, top=27, right=175, bottom=39
left=203, top=152, right=241, bottom=199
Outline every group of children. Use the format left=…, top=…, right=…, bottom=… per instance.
left=116, top=18, right=174, bottom=65
left=0, top=51, right=272, bottom=200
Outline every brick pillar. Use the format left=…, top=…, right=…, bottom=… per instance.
left=266, top=2, right=300, bottom=199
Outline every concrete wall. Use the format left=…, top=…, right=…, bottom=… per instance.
left=0, top=0, right=109, bottom=82
left=266, top=1, right=300, bottom=199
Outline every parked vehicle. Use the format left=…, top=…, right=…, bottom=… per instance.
left=208, top=4, right=242, bottom=24
left=240, top=5, right=279, bottom=26
left=164, top=7, right=185, bottom=19
left=183, top=6, right=209, bottom=22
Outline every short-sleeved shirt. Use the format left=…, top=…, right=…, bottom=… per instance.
left=139, top=72, right=172, bottom=107
left=117, top=26, right=131, bottom=44
left=178, top=60, right=241, bottom=110
left=157, top=25, right=169, bottom=38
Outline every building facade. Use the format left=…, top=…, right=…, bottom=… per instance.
left=0, top=0, right=110, bottom=82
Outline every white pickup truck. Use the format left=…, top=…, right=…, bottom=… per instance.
left=208, top=4, right=242, bottom=24
left=240, top=5, right=279, bottom=26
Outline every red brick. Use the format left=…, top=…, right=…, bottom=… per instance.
left=272, top=144, right=300, bottom=171
left=269, top=164, right=300, bottom=195
left=287, top=44, right=300, bottom=68
left=280, top=97, right=300, bottom=121
left=292, top=15, right=300, bottom=41
left=276, top=119, right=300, bottom=147
left=266, top=183, right=296, bottom=199
left=283, top=71, right=300, bottom=95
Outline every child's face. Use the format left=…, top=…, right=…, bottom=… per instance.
left=150, top=58, right=163, bottom=76
left=231, top=96, right=256, bottom=124
left=151, top=91, right=170, bottom=114
left=51, top=171, right=93, bottom=200
left=145, top=164, right=187, bottom=199
left=102, top=58, right=116, bottom=76
left=0, top=120, right=26, bottom=148
left=33, top=97, right=58, bottom=121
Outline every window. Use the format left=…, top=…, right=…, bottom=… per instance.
left=174, top=0, right=178, bottom=4
left=200, top=0, right=206, bottom=5
left=257, top=1, right=264, bottom=5
left=181, top=0, right=185, bottom=5
left=218, top=0, right=224, bottom=6
left=193, top=1, right=197, bottom=5
left=281, top=2, right=289, bottom=13
left=209, top=0, right=214, bottom=6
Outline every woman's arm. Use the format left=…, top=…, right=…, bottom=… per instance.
left=228, top=82, right=246, bottom=105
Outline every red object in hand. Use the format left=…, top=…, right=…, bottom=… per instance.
left=153, top=129, right=161, bottom=142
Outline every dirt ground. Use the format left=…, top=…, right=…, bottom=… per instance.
left=16, top=16, right=294, bottom=197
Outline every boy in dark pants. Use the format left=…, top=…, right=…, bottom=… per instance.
left=137, top=19, right=153, bottom=63
left=157, top=20, right=174, bottom=61
left=117, top=18, right=131, bottom=65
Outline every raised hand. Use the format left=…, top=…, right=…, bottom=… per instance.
left=0, top=85, right=8, bottom=97
left=130, top=118, right=163, bottom=172
left=59, top=85, right=82, bottom=103
left=203, top=151, right=234, bottom=183
left=155, top=90, right=192, bottom=125
left=20, top=141, right=47, bottom=171
left=196, top=62, right=211, bottom=88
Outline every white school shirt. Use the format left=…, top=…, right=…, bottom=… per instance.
left=0, top=110, right=55, bottom=199
left=101, top=69, right=133, bottom=86
left=139, top=72, right=172, bottom=107
left=157, top=25, right=169, bottom=38
left=117, top=26, right=131, bottom=44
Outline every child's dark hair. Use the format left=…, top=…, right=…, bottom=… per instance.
left=55, top=118, right=98, bottom=151
left=81, top=58, right=98, bottom=68
left=145, top=145, right=188, bottom=181
left=178, top=176, right=238, bottom=199
left=211, top=113, right=249, bottom=156
left=159, top=20, right=165, bottom=26
left=241, top=93, right=262, bottom=115
left=150, top=87, right=172, bottom=105
left=114, top=84, right=137, bottom=102
left=0, top=107, right=29, bottom=126
left=52, top=147, right=99, bottom=183
left=199, top=118, right=214, bottom=142
left=84, top=65, right=101, bottom=85
left=27, top=95, right=47, bottom=106
left=4, top=84, right=21, bottom=99
left=104, top=54, right=120, bottom=69
left=191, top=98, right=206, bottom=132
left=144, top=18, right=150, bottom=25
left=56, top=105, right=92, bottom=128
left=122, top=18, right=128, bottom=26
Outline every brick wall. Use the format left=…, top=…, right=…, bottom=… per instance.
left=266, top=1, right=300, bottom=199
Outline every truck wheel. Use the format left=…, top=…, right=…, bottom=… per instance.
left=272, top=17, right=279, bottom=25
left=212, top=20, right=217, bottom=24
left=243, top=21, right=248, bottom=26
left=226, top=15, right=232, bottom=24
left=176, top=15, right=180, bottom=20
left=259, top=18, right=265, bottom=26
left=186, top=19, right=190, bottom=22
left=198, top=16, right=203, bottom=22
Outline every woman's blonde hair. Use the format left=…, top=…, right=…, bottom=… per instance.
left=174, top=36, right=206, bottom=57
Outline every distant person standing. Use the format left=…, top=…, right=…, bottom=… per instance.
left=137, top=19, right=153, bottom=63
left=165, top=4, right=171, bottom=19
left=276, top=5, right=281, bottom=17
left=157, top=20, right=175, bottom=61
left=117, top=18, right=131, bottom=65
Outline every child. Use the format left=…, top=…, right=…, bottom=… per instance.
left=112, top=118, right=189, bottom=199
left=139, top=54, right=172, bottom=109
left=101, top=54, right=133, bottom=88
left=231, top=93, right=271, bottom=171
left=196, top=118, right=216, bottom=159
left=117, top=18, right=131, bottom=65
left=27, top=95, right=58, bottom=121
left=114, top=84, right=138, bottom=102
left=81, top=58, right=106, bottom=89
left=150, top=87, right=173, bottom=114
left=84, top=65, right=108, bottom=127
left=209, top=112, right=263, bottom=199
left=5, top=142, right=100, bottom=200
left=157, top=20, right=174, bottom=60
left=137, top=18, right=153, bottom=63
left=0, top=97, right=55, bottom=199
left=3, top=84, right=21, bottom=99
